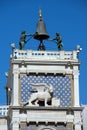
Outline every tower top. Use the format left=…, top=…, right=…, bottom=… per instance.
left=17, top=10, right=81, bottom=52
left=18, top=9, right=63, bottom=51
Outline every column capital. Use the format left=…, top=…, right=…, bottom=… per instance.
left=13, top=69, right=19, bottom=75
left=73, top=70, right=80, bottom=76
left=10, top=119, right=19, bottom=130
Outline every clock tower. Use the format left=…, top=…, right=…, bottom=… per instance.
left=6, top=10, right=83, bottom=130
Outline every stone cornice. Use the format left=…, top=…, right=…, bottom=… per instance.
left=11, top=60, right=80, bottom=66
left=9, top=106, right=83, bottom=111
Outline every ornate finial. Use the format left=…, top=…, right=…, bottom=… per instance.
left=39, top=9, right=42, bottom=20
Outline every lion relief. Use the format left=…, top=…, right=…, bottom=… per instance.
left=26, top=83, right=53, bottom=106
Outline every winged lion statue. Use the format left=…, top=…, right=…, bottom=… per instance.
left=26, top=83, right=53, bottom=106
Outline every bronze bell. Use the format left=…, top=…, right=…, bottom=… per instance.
left=34, top=9, right=49, bottom=41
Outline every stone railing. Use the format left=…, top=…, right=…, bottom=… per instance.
left=0, top=106, right=9, bottom=116
left=12, top=49, right=78, bottom=61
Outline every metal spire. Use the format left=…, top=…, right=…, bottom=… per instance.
left=39, top=9, right=42, bottom=20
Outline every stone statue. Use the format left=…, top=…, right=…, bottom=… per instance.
left=27, top=83, right=53, bottom=106
left=19, top=31, right=27, bottom=50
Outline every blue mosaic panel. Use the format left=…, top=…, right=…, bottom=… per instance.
left=20, top=75, right=72, bottom=107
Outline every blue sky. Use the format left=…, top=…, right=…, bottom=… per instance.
left=0, top=0, right=87, bottom=105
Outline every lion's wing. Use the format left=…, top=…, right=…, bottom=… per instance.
left=29, top=83, right=47, bottom=92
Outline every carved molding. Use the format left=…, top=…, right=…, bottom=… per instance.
left=38, top=126, right=56, bottom=130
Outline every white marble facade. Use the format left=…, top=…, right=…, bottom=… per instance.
left=4, top=48, right=83, bottom=130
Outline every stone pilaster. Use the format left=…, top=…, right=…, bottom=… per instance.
left=11, top=120, right=19, bottom=130
left=12, top=64, right=19, bottom=106
left=11, top=110, right=19, bottom=130
left=73, top=71, right=80, bottom=106
left=74, top=111, right=82, bottom=130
